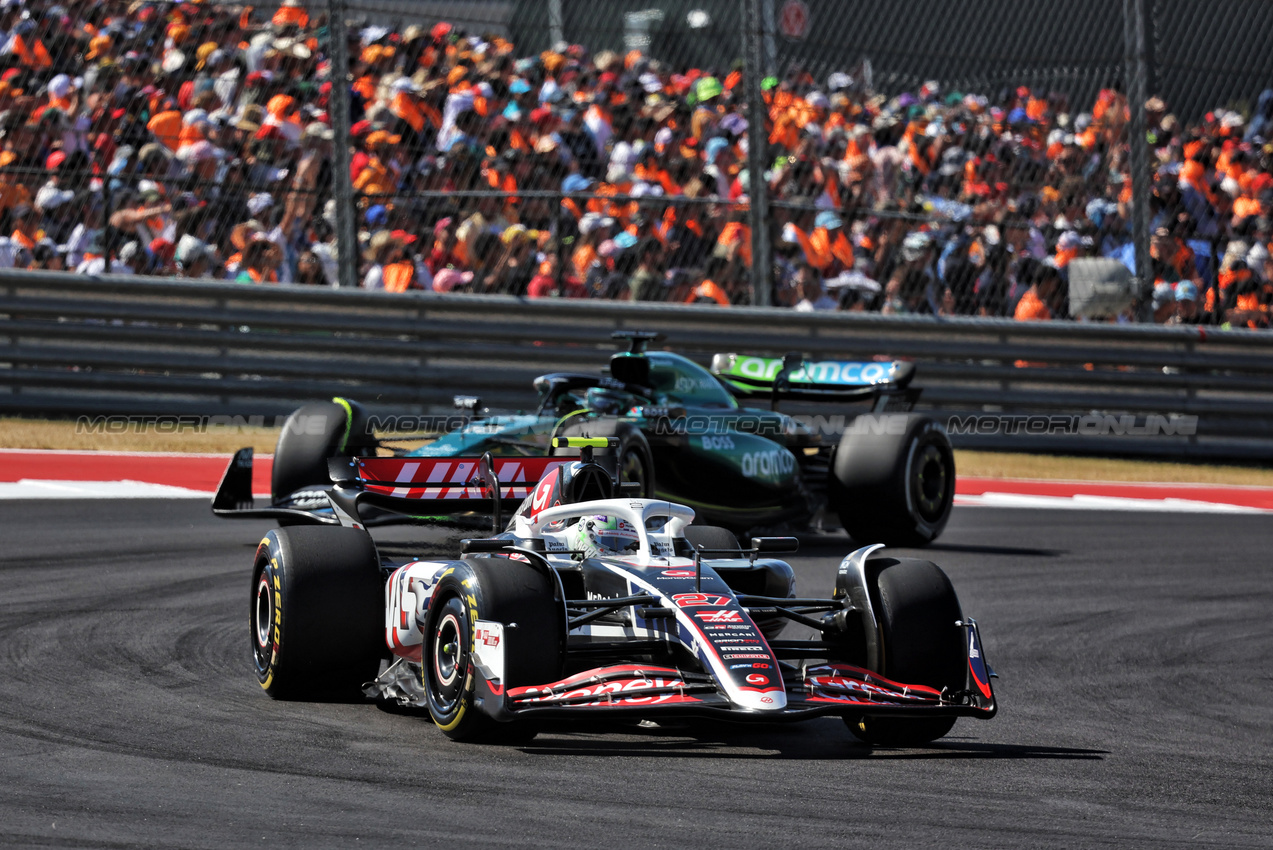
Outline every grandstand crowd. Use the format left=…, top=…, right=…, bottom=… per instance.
left=1, top=0, right=1271, bottom=327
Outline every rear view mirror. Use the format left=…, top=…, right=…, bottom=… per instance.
left=751, top=537, right=799, bottom=554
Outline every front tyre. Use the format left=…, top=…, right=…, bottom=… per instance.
left=423, top=559, right=563, bottom=743
left=845, top=557, right=966, bottom=746
left=828, top=414, right=955, bottom=547
left=424, top=595, right=476, bottom=734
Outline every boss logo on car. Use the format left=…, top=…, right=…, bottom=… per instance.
left=700, top=435, right=735, bottom=450
left=672, top=593, right=731, bottom=607
left=694, top=609, right=743, bottom=623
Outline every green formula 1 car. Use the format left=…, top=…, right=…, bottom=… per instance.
left=215, top=332, right=955, bottom=546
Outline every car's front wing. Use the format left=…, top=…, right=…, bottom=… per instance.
left=489, top=645, right=996, bottom=724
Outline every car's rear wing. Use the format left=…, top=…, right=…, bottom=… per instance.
left=711, top=353, right=920, bottom=410
left=212, top=448, right=567, bottom=529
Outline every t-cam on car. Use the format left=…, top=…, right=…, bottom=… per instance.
left=241, top=438, right=996, bottom=746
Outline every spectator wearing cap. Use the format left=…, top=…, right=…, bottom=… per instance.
left=224, top=220, right=265, bottom=278
left=1151, top=281, right=1177, bottom=323
left=1054, top=230, right=1085, bottom=268
left=176, top=234, right=216, bottom=279
left=1167, top=281, right=1203, bottom=325
left=363, top=230, right=429, bottom=292
left=354, top=130, right=399, bottom=197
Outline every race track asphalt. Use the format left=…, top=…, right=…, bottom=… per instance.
left=0, top=499, right=1269, bottom=848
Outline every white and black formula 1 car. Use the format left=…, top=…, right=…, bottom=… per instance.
left=242, top=438, right=996, bottom=746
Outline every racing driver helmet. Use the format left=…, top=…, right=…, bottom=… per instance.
left=570, top=514, right=640, bottom=558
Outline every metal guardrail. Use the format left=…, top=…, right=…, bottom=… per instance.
left=3, top=271, right=1273, bottom=459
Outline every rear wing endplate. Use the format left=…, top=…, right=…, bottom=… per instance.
left=211, top=448, right=338, bottom=525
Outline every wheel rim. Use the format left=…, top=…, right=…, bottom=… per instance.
left=431, top=610, right=464, bottom=708
left=912, top=444, right=949, bottom=521
left=253, top=573, right=273, bottom=666
left=620, top=449, right=647, bottom=495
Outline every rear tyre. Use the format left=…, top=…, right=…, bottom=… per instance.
left=271, top=398, right=376, bottom=513
left=828, top=414, right=954, bottom=547
left=251, top=526, right=384, bottom=700
left=423, top=559, right=563, bottom=743
left=844, top=557, right=965, bottom=746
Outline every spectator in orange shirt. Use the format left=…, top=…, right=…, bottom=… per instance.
left=685, top=256, right=731, bottom=305
left=1015, top=262, right=1065, bottom=321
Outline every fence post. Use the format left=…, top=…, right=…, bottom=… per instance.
left=1123, top=0, right=1153, bottom=320
left=548, top=0, right=564, bottom=47
left=744, top=0, right=773, bottom=307
left=328, top=0, right=359, bottom=291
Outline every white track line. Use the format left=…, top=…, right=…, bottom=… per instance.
left=0, top=480, right=272, bottom=500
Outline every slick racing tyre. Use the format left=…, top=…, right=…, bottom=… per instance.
left=845, top=557, right=966, bottom=746
left=555, top=419, right=656, bottom=498
left=828, top=413, right=955, bottom=547
left=271, top=398, right=376, bottom=514
left=251, top=526, right=383, bottom=700
left=423, top=558, right=563, bottom=743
